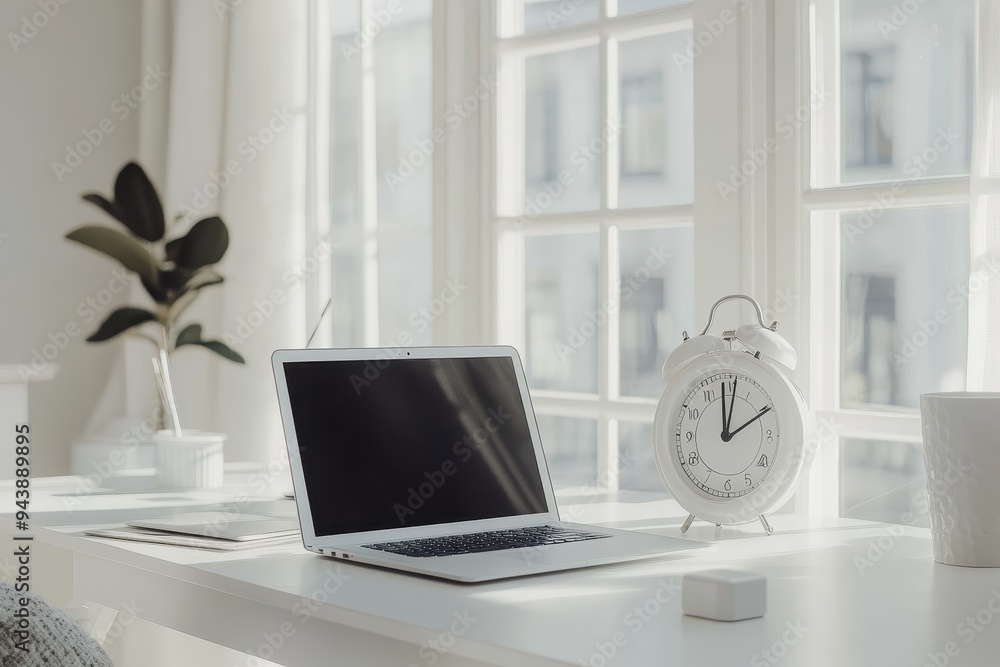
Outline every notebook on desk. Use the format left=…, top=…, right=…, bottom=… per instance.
left=272, top=345, right=707, bottom=583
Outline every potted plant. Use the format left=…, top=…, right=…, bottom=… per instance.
left=66, top=162, right=243, bottom=485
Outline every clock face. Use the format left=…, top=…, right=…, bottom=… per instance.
left=654, top=349, right=811, bottom=525
left=675, top=371, right=779, bottom=499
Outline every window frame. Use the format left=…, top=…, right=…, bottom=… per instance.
left=483, top=1, right=740, bottom=492
left=774, top=0, right=984, bottom=517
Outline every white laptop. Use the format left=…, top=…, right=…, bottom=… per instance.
left=272, top=345, right=707, bottom=583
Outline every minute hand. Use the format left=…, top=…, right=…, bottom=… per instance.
left=727, top=405, right=772, bottom=438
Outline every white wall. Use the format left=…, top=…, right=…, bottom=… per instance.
left=0, top=0, right=144, bottom=475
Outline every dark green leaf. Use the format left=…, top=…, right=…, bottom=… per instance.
left=66, top=225, right=159, bottom=287
left=176, top=337, right=246, bottom=364
left=161, top=267, right=194, bottom=291
left=114, top=162, right=165, bottom=242
left=165, top=236, right=183, bottom=262
left=182, top=270, right=224, bottom=292
left=87, top=307, right=158, bottom=342
left=173, top=216, right=229, bottom=270
left=174, top=323, right=202, bottom=347
left=140, top=273, right=168, bottom=304
left=81, top=193, right=124, bottom=223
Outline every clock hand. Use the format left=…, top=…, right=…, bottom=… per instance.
left=721, top=381, right=727, bottom=436
left=726, top=377, right=738, bottom=432
left=727, top=405, right=772, bottom=439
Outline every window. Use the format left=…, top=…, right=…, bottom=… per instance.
left=309, top=0, right=997, bottom=519
left=320, top=0, right=435, bottom=348
left=800, top=0, right=977, bottom=524
left=490, top=1, right=695, bottom=494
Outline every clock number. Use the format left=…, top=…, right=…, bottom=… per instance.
left=744, top=473, right=752, bottom=486
left=703, top=389, right=716, bottom=403
left=685, top=431, right=693, bottom=442
left=757, top=454, right=768, bottom=467
left=766, top=429, right=773, bottom=444
left=724, top=479, right=732, bottom=492
left=688, top=452, right=699, bottom=466
left=688, top=407, right=699, bottom=420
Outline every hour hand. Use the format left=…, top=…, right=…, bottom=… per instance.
left=721, top=382, right=728, bottom=437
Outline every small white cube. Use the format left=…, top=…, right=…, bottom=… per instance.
left=682, top=569, right=766, bottom=621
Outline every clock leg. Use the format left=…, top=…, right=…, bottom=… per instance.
left=759, top=514, right=773, bottom=536
left=680, top=513, right=696, bottom=533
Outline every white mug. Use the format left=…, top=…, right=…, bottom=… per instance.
left=920, top=392, right=1000, bottom=567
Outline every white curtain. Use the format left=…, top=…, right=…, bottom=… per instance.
left=968, top=0, right=1000, bottom=390
left=129, top=0, right=308, bottom=473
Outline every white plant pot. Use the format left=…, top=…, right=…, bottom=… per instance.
left=155, top=430, right=226, bottom=489
left=920, top=392, right=1000, bottom=567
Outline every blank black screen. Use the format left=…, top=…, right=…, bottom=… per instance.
left=283, top=356, right=549, bottom=536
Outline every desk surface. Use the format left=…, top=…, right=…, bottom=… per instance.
left=3, top=475, right=1000, bottom=667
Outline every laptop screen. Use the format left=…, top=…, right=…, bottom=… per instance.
left=283, top=355, right=549, bottom=536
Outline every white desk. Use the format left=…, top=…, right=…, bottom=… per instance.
left=4, top=475, right=1000, bottom=667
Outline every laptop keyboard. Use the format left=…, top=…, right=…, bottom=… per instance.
left=363, top=525, right=610, bottom=558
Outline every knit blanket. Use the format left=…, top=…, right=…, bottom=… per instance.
left=0, top=580, right=113, bottom=667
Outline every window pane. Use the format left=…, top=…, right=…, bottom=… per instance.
left=617, top=0, right=690, bottom=16
left=500, top=0, right=600, bottom=37
left=526, top=233, right=599, bottom=393
left=618, top=421, right=669, bottom=495
left=840, top=206, right=969, bottom=409
left=330, top=8, right=361, bottom=227
left=536, top=415, right=598, bottom=488
left=617, top=32, right=693, bottom=208
left=372, top=2, right=433, bottom=345
left=840, top=438, right=928, bottom=527
left=525, top=46, right=600, bottom=214
left=331, top=252, right=363, bottom=345
left=619, top=226, right=695, bottom=397
left=375, top=1, right=433, bottom=228
left=838, top=0, right=974, bottom=184
left=379, top=234, right=434, bottom=346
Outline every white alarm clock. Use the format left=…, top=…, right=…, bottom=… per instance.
left=653, top=294, right=813, bottom=535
